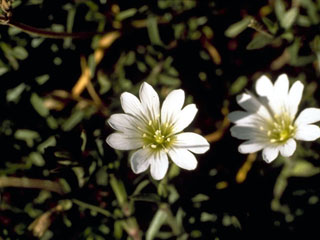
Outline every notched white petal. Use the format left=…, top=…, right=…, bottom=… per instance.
left=230, top=126, right=259, bottom=140
left=295, top=124, right=320, bottom=141
left=173, top=104, right=198, bottom=133
left=108, top=113, right=138, bottom=133
left=236, top=93, right=261, bottom=113
left=262, top=147, right=279, bottom=163
left=174, top=132, right=209, bottom=154
left=139, top=82, right=160, bottom=120
left=274, top=74, right=289, bottom=95
left=295, top=108, right=320, bottom=126
left=161, top=89, right=185, bottom=124
left=255, top=75, right=273, bottom=97
left=120, top=92, right=144, bottom=117
left=238, top=140, right=264, bottom=154
left=150, top=151, right=169, bottom=180
left=288, top=81, right=304, bottom=117
left=169, top=148, right=198, bottom=170
left=106, top=133, right=143, bottom=150
left=279, top=138, right=296, bottom=157
left=130, top=148, right=151, bottom=174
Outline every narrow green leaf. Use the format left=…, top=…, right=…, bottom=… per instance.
left=6, top=83, right=27, bottom=103
left=116, top=8, right=137, bottom=21
left=30, top=93, right=49, bottom=117
left=62, top=110, right=85, bottom=131
left=275, top=0, right=286, bottom=22
left=12, top=46, right=28, bottom=60
left=246, top=33, right=273, bottom=50
left=14, top=129, right=40, bottom=147
left=146, top=208, right=168, bottom=240
left=29, top=152, right=45, bottom=167
left=281, top=8, right=298, bottom=29
left=229, top=76, right=248, bottom=95
left=290, top=161, right=320, bottom=177
left=225, top=16, right=252, bottom=38
left=147, top=16, right=163, bottom=46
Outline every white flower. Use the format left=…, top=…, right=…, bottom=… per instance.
left=228, top=74, right=320, bottom=163
left=106, top=82, right=210, bottom=180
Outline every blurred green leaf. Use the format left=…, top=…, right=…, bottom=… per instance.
left=6, top=83, right=28, bottom=103
left=290, top=160, right=320, bottom=177
left=281, top=8, right=298, bottom=30
left=14, top=129, right=40, bottom=147
left=229, top=76, right=248, bottom=95
left=12, top=46, right=28, bottom=60
left=225, top=16, right=252, bottom=38
left=147, top=16, right=163, bottom=46
left=246, top=33, right=273, bottom=50
left=116, top=8, right=137, bottom=21
left=192, top=194, right=210, bottom=202
left=146, top=208, right=168, bottom=240
left=62, top=110, right=85, bottom=131
left=29, top=152, right=45, bottom=167
left=30, top=93, right=49, bottom=117
left=275, top=0, right=286, bottom=23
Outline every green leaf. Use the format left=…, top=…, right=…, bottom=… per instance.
left=147, top=16, right=163, bottom=46
left=246, top=33, right=273, bottom=50
left=6, top=83, right=27, bottom=103
left=262, top=17, right=278, bottom=35
left=37, top=136, right=56, bottom=153
left=281, top=8, right=299, bottom=29
left=14, top=129, right=40, bottom=147
left=29, top=152, right=45, bottom=167
left=192, top=194, right=210, bottom=202
left=275, top=0, right=286, bottom=22
left=62, top=110, right=85, bottom=131
left=116, top=8, right=137, bottom=21
left=130, top=193, right=161, bottom=203
left=229, top=76, right=248, bottom=95
left=290, top=161, right=320, bottom=177
left=30, top=93, right=49, bottom=117
left=146, top=208, right=168, bottom=240
left=12, top=46, right=28, bottom=60
left=224, top=16, right=252, bottom=38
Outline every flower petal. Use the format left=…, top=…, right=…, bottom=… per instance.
left=238, top=140, right=264, bottom=154
left=150, top=151, right=169, bottom=180
left=228, top=111, right=262, bottom=127
left=169, top=148, right=198, bottom=170
left=139, top=82, right=160, bottom=120
left=174, top=132, right=210, bottom=154
left=173, top=104, right=198, bottom=133
left=255, top=75, right=273, bottom=98
left=230, top=126, right=263, bottom=140
left=161, top=89, right=185, bottom=124
left=130, top=148, right=151, bottom=174
left=120, top=92, right=144, bottom=117
left=288, top=80, right=304, bottom=118
left=236, top=93, right=261, bottom=113
left=295, top=108, right=320, bottom=126
left=106, top=133, right=143, bottom=150
left=108, top=113, right=139, bottom=133
left=279, top=138, right=296, bottom=157
left=268, top=74, right=289, bottom=115
left=295, top=124, right=320, bottom=141
left=274, top=74, right=289, bottom=96
left=262, top=146, right=279, bottom=163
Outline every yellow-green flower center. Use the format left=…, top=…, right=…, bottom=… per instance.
left=266, top=113, right=296, bottom=143
left=141, top=120, right=175, bottom=151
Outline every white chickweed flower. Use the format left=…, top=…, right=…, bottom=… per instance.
left=106, top=82, right=210, bottom=180
left=229, top=74, right=320, bottom=163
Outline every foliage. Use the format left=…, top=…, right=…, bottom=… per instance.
left=1, top=0, right=320, bottom=239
